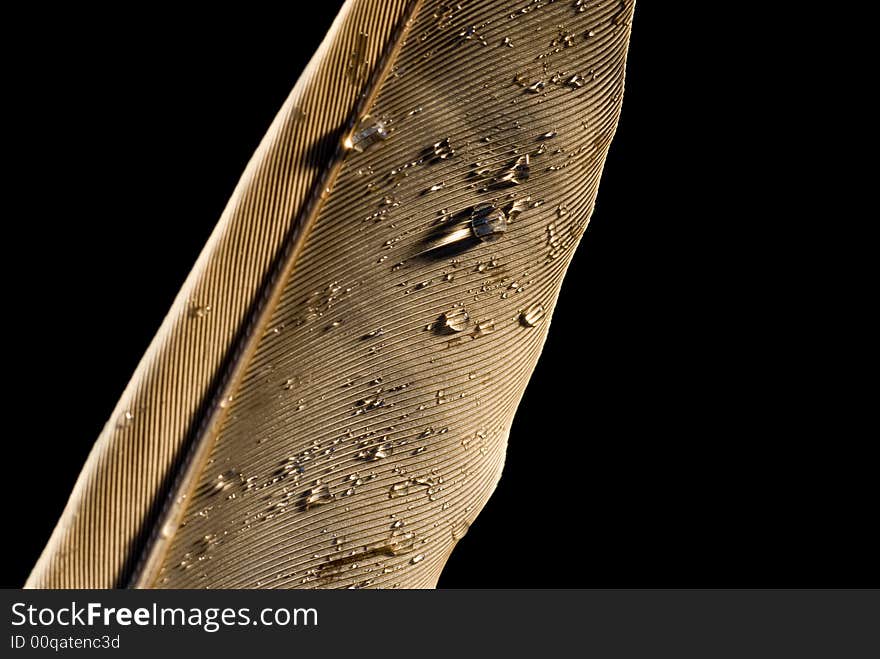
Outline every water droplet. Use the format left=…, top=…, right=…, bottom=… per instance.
left=540, top=130, right=558, bottom=140
left=487, top=155, right=530, bottom=189
left=189, top=303, right=211, bottom=319
left=473, top=320, right=496, bottom=337
left=362, top=327, right=385, bottom=339
left=526, top=80, right=545, bottom=93
left=304, top=483, right=333, bottom=510
left=389, top=481, right=411, bottom=498
left=411, top=554, right=425, bottom=564
left=118, top=410, right=134, bottom=428
left=470, top=203, right=508, bottom=241
left=212, top=469, right=240, bottom=494
left=360, top=443, right=391, bottom=461
left=459, top=25, right=488, bottom=46
left=431, top=137, right=455, bottom=160
left=501, top=36, right=513, bottom=47
left=440, top=307, right=470, bottom=332
left=520, top=303, right=545, bottom=327
left=389, top=531, right=416, bottom=554
left=507, top=196, right=531, bottom=222
left=345, top=115, right=389, bottom=153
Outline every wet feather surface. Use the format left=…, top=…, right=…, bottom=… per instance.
left=28, top=0, right=635, bottom=589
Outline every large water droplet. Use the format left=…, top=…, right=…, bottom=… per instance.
left=470, top=203, right=508, bottom=241
left=441, top=307, right=470, bottom=332
left=520, top=303, right=545, bottom=327
left=345, top=115, right=389, bottom=153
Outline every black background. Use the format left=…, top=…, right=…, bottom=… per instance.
left=4, top=4, right=871, bottom=587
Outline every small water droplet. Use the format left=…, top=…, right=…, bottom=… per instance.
left=304, top=483, right=333, bottom=510
left=189, top=303, right=211, bottom=319
left=431, top=137, right=455, bottom=160
left=212, top=469, right=240, bottom=494
left=526, top=80, right=545, bottom=93
left=118, top=410, right=134, bottom=428
left=507, top=196, right=531, bottom=222
left=411, top=554, right=425, bottom=564
left=389, top=481, right=411, bottom=498
left=520, top=303, right=545, bottom=327
left=501, top=36, right=513, bottom=47
left=487, top=155, right=530, bottom=189
left=361, top=443, right=391, bottom=461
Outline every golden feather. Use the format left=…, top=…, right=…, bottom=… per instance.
left=27, top=0, right=635, bottom=589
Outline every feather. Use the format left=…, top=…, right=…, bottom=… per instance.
left=27, top=0, right=635, bottom=589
